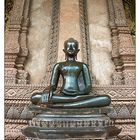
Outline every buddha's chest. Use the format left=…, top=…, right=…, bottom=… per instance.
left=60, top=64, right=82, bottom=76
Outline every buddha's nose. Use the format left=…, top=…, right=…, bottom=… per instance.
left=68, top=45, right=72, bottom=50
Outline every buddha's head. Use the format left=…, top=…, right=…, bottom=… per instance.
left=63, top=38, right=79, bottom=59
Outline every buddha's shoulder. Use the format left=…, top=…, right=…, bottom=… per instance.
left=76, top=61, right=88, bottom=67
left=53, top=62, right=65, bottom=67
left=53, top=61, right=88, bottom=67
left=56, top=61, right=66, bottom=65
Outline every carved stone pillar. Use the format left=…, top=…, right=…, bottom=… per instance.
left=118, top=27, right=135, bottom=85
left=43, top=0, right=60, bottom=85
left=16, top=0, right=31, bottom=84
left=5, top=0, right=26, bottom=84
left=107, top=0, right=135, bottom=85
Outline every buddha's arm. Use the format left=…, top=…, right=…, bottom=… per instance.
left=79, top=64, right=92, bottom=95
left=50, top=63, right=60, bottom=92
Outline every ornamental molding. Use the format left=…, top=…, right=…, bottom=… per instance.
left=5, top=84, right=135, bottom=100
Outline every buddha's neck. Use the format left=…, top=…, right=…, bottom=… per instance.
left=66, top=57, right=76, bottom=61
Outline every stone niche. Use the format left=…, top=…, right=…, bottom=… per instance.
left=87, top=0, right=115, bottom=85
left=58, top=0, right=82, bottom=62
left=25, top=0, right=115, bottom=85
left=25, top=0, right=52, bottom=84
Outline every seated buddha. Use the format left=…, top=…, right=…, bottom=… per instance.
left=31, top=38, right=111, bottom=108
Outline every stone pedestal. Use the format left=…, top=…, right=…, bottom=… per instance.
left=22, top=107, right=121, bottom=140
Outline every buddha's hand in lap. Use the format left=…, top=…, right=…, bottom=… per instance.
left=48, top=90, right=53, bottom=101
left=41, top=91, right=53, bottom=103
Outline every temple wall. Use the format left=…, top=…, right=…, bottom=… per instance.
left=25, top=0, right=52, bottom=83
left=57, top=0, right=82, bottom=62
left=87, top=0, right=115, bottom=85
left=5, top=0, right=135, bottom=139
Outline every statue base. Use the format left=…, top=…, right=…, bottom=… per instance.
left=22, top=107, right=121, bottom=140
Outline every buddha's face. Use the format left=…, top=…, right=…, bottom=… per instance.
left=63, top=41, right=79, bottom=57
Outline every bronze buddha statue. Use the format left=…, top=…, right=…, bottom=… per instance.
left=31, top=38, right=111, bottom=108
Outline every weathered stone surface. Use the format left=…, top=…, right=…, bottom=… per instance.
left=25, top=0, right=52, bottom=84
left=58, top=0, right=82, bottom=62
left=87, top=0, right=115, bottom=85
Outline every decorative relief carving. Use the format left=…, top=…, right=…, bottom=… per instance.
left=4, top=119, right=135, bottom=140
left=122, top=70, right=135, bottom=85
left=116, top=124, right=135, bottom=136
left=107, top=0, right=116, bottom=27
left=5, top=100, right=135, bottom=120
left=79, top=0, right=91, bottom=68
left=117, top=135, right=135, bottom=140
left=5, top=0, right=27, bottom=85
left=107, top=0, right=124, bottom=85
left=15, top=1, right=31, bottom=84
left=5, top=84, right=135, bottom=120
left=92, top=85, right=135, bottom=100
left=112, top=71, right=124, bottom=85
left=111, top=33, right=119, bottom=58
left=16, top=70, right=30, bottom=84
left=5, top=84, right=47, bottom=99
left=108, top=104, right=135, bottom=119
left=112, top=0, right=127, bottom=26
left=10, top=0, right=25, bottom=20
left=4, top=68, right=18, bottom=84
left=5, top=0, right=135, bottom=139
left=5, top=102, right=34, bottom=119
left=119, top=47, right=135, bottom=56
left=5, top=123, right=27, bottom=140
left=5, top=78, right=135, bottom=138
left=5, top=84, right=135, bottom=100
left=107, top=0, right=135, bottom=86
left=5, top=32, right=21, bottom=53
left=118, top=34, right=134, bottom=51
left=42, top=0, right=60, bottom=84
left=30, top=117, right=114, bottom=128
